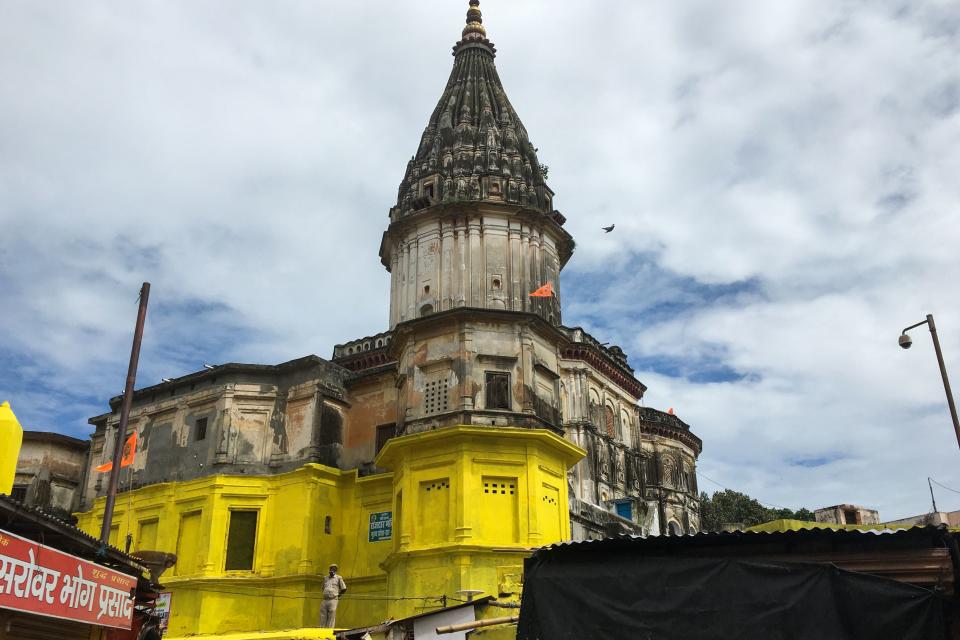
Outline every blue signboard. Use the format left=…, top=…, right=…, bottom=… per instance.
left=368, top=511, right=392, bottom=542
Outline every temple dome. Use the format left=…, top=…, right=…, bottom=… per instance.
left=391, top=1, right=554, bottom=219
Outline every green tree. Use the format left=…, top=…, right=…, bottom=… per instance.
left=793, top=507, right=815, bottom=522
left=699, top=489, right=814, bottom=532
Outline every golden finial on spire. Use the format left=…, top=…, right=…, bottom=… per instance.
left=462, top=0, right=487, bottom=37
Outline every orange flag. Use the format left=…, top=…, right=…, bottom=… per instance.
left=529, top=282, right=554, bottom=298
left=95, top=431, right=138, bottom=473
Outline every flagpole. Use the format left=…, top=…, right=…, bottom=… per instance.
left=100, top=282, right=150, bottom=548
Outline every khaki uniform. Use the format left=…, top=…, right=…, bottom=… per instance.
left=320, top=573, right=346, bottom=628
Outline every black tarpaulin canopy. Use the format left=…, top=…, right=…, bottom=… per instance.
left=518, top=547, right=946, bottom=639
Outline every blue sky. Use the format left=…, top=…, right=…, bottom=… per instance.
left=1, top=0, right=959, bottom=519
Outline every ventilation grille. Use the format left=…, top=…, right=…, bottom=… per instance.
left=424, top=378, right=450, bottom=415
left=484, top=481, right=516, bottom=495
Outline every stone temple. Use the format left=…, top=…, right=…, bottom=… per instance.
left=76, top=2, right=703, bottom=633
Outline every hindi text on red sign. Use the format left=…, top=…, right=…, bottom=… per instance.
left=0, top=528, right=135, bottom=629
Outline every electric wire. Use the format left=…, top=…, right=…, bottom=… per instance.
left=696, top=471, right=791, bottom=511
left=182, top=582, right=469, bottom=603
left=930, top=478, right=960, bottom=495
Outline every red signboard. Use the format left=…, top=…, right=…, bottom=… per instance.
left=0, top=528, right=135, bottom=629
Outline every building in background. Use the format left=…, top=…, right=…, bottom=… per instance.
left=815, top=503, right=881, bottom=526
left=11, top=430, right=88, bottom=521
left=884, top=510, right=960, bottom=528
left=74, top=2, right=703, bottom=636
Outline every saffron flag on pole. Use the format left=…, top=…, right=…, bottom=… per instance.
left=529, top=282, right=554, bottom=297
left=95, top=431, right=138, bottom=473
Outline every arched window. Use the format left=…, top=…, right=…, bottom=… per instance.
left=420, top=303, right=434, bottom=317
left=661, top=456, right=677, bottom=488
left=620, top=409, right=632, bottom=444
left=668, top=521, right=682, bottom=536
left=603, top=405, right=616, bottom=438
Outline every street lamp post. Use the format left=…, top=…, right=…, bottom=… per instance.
left=899, top=314, right=960, bottom=451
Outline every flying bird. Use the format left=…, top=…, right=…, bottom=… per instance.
left=602, top=224, right=615, bottom=233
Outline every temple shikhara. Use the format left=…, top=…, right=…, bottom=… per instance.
left=74, top=2, right=702, bottom=635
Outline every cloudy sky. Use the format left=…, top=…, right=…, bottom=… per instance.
left=2, top=0, right=959, bottom=519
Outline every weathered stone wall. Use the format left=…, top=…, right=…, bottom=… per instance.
left=81, top=357, right=351, bottom=509
left=389, top=311, right=565, bottom=437
left=341, top=371, right=399, bottom=471
left=384, top=207, right=564, bottom=328
left=14, top=432, right=88, bottom=519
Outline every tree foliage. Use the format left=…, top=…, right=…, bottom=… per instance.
left=699, top=489, right=814, bottom=532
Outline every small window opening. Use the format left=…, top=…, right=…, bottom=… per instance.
left=492, top=277, right=502, bottom=290
left=376, top=423, right=397, bottom=454
left=196, top=417, right=208, bottom=441
left=225, top=510, right=258, bottom=571
left=423, top=284, right=430, bottom=295
left=324, top=515, right=332, bottom=534
left=485, top=372, right=511, bottom=410
left=10, top=486, right=27, bottom=502
left=420, top=303, right=434, bottom=317
left=424, top=183, right=435, bottom=199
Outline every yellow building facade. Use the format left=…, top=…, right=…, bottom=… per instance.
left=76, top=426, right=583, bottom=635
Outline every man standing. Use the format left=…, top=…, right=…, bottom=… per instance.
left=320, top=563, right=346, bottom=628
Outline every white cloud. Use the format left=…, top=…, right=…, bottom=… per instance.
left=1, top=0, right=959, bottom=519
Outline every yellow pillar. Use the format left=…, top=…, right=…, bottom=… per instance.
left=0, top=401, right=24, bottom=495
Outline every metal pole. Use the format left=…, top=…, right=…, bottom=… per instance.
left=928, top=477, right=938, bottom=513
left=436, top=615, right=519, bottom=635
left=926, top=314, right=960, bottom=452
left=100, top=282, right=150, bottom=546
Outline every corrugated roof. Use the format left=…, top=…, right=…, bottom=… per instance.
left=539, top=524, right=952, bottom=553
left=0, top=494, right=146, bottom=573
left=533, top=526, right=958, bottom=591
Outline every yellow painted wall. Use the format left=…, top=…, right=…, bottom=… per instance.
left=0, top=401, right=24, bottom=495
left=75, top=425, right=584, bottom=637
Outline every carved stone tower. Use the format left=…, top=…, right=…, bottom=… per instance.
left=378, top=1, right=577, bottom=440
left=373, top=2, right=702, bottom=541
left=381, top=0, right=573, bottom=329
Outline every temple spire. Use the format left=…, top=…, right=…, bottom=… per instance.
left=390, top=0, right=556, bottom=220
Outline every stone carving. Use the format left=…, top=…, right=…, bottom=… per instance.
left=391, top=9, right=551, bottom=218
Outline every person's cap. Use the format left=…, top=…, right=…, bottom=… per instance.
left=329, top=563, right=338, bottom=570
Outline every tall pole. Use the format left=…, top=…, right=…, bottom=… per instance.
left=926, top=314, right=960, bottom=451
left=100, top=283, right=150, bottom=547
left=928, top=477, right=938, bottom=514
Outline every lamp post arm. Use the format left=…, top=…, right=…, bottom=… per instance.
left=902, top=319, right=930, bottom=335
left=926, top=314, right=960, bottom=451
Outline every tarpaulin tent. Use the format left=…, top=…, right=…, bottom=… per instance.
left=518, top=528, right=956, bottom=640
